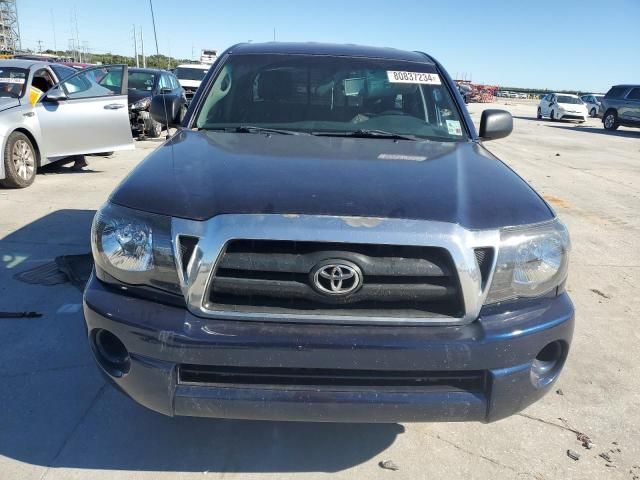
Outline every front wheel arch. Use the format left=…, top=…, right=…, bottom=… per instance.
left=7, top=128, right=41, bottom=168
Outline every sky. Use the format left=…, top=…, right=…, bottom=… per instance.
left=16, top=0, right=640, bottom=93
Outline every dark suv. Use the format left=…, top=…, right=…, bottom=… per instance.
left=84, top=43, right=574, bottom=423
left=599, top=84, right=640, bottom=131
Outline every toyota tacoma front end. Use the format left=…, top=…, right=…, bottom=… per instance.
left=83, top=42, right=574, bottom=422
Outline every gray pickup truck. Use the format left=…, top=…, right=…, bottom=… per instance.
left=84, top=42, right=574, bottom=423
left=600, top=84, right=640, bottom=131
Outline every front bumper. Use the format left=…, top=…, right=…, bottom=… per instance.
left=129, top=109, right=151, bottom=135
left=83, top=275, right=574, bottom=423
left=557, top=112, right=587, bottom=121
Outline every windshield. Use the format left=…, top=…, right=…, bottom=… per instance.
left=128, top=72, right=156, bottom=91
left=557, top=95, right=582, bottom=104
left=195, top=54, right=467, bottom=141
left=176, top=67, right=208, bottom=81
left=0, top=67, right=28, bottom=98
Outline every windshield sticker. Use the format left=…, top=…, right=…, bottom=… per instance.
left=387, top=71, right=441, bottom=85
left=0, top=77, right=24, bottom=84
left=446, top=120, right=463, bottom=136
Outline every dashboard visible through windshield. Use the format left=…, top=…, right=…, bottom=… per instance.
left=195, top=54, right=468, bottom=141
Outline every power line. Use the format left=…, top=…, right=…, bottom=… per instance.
left=149, top=0, right=159, bottom=56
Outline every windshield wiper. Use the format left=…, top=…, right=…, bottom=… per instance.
left=311, top=129, right=418, bottom=141
left=209, top=125, right=306, bottom=135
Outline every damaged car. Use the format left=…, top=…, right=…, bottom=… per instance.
left=128, top=68, right=186, bottom=139
left=84, top=42, right=574, bottom=423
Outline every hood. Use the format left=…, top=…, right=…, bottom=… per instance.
left=110, top=130, right=554, bottom=230
left=127, top=89, right=152, bottom=105
left=558, top=102, right=587, bottom=111
left=0, top=97, right=21, bottom=112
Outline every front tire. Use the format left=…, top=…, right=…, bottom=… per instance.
left=0, top=132, right=37, bottom=188
left=537, top=107, right=542, bottom=119
left=589, top=107, right=597, bottom=117
left=146, top=119, right=163, bottom=138
left=603, top=110, right=619, bottom=130
left=550, top=110, right=555, bottom=121
left=177, top=105, right=187, bottom=124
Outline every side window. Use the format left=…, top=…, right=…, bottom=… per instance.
left=626, top=88, right=640, bottom=100
left=31, top=68, right=55, bottom=93
left=159, top=74, right=171, bottom=91
left=60, top=65, right=124, bottom=99
left=50, top=64, right=76, bottom=82
left=170, top=74, right=180, bottom=90
left=606, top=86, right=627, bottom=99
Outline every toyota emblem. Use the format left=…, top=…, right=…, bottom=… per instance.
left=311, top=260, right=363, bottom=296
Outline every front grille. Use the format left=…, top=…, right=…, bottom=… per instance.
left=206, top=240, right=464, bottom=318
left=178, top=364, right=486, bottom=392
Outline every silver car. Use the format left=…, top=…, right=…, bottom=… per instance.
left=0, top=59, right=133, bottom=188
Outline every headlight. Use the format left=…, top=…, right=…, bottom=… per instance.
left=485, top=219, right=570, bottom=304
left=130, top=97, right=151, bottom=111
left=91, top=203, right=180, bottom=295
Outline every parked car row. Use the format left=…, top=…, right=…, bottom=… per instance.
left=534, top=85, right=640, bottom=131
left=0, top=60, right=133, bottom=188
left=497, top=91, right=526, bottom=99
left=0, top=55, right=213, bottom=188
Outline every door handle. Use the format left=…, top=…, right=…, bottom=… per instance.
left=104, top=104, right=125, bottom=110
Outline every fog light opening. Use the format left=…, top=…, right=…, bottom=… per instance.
left=93, top=329, right=131, bottom=377
left=530, top=340, right=566, bottom=388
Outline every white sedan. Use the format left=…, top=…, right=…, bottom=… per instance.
left=580, top=93, right=604, bottom=117
left=537, top=93, right=588, bottom=122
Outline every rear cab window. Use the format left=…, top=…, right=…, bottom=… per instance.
left=194, top=54, right=468, bottom=142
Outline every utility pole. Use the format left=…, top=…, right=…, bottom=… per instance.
left=73, top=7, right=81, bottom=62
left=36, top=39, right=43, bottom=53
left=149, top=0, right=160, bottom=56
left=51, top=9, right=57, bottom=52
left=140, top=27, right=146, bottom=68
left=82, top=41, right=90, bottom=63
left=133, top=24, right=139, bottom=67
left=273, top=27, right=276, bottom=41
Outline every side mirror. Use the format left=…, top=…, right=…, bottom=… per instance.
left=150, top=94, right=181, bottom=127
left=479, top=109, right=513, bottom=141
left=44, top=86, right=68, bottom=102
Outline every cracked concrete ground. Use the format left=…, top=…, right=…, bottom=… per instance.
left=0, top=101, right=638, bottom=479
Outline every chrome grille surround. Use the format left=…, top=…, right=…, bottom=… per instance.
left=172, top=214, right=500, bottom=326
